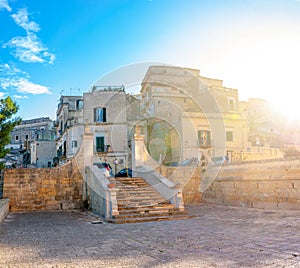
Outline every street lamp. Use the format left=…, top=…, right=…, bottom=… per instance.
left=113, top=158, right=119, bottom=177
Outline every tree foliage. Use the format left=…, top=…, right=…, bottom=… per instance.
left=0, top=96, right=21, bottom=169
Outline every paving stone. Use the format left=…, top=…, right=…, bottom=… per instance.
left=0, top=205, right=300, bottom=267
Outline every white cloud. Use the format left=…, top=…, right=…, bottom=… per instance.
left=0, top=63, right=27, bottom=76
left=3, top=33, right=55, bottom=64
left=14, top=78, right=51, bottom=94
left=0, top=92, right=6, bottom=98
left=13, top=95, right=29, bottom=99
left=0, top=63, right=52, bottom=95
left=11, top=8, right=40, bottom=33
left=2, top=77, right=51, bottom=95
left=0, top=0, right=11, bottom=12
left=3, top=8, right=56, bottom=64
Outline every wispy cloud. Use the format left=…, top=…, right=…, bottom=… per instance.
left=4, top=33, right=55, bottom=63
left=11, top=8, right=40, bottom=32
left=3, top=8, right=55, bottom=64
left=0, top=63, right=52, bottom=95
left=13, top=95, right=29, bottom=99
left=2, top=77, right=51, bottom=94
left=0, top=0, right=11, bottom=12
left=0, top=62, right=27, bottom=76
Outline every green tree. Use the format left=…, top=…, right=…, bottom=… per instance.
left=0, top=96, right=21, bottom=170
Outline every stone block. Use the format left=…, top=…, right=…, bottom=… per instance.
left=277, top=202, right=300, bottom=210
left=251, top=201, right=278, bottom=210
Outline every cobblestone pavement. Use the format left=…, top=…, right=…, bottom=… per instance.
left=0, top=204, right=300, bottom=268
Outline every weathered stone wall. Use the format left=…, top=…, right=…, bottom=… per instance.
left=0, top=199, right=9, bottom=222
left=202, top=158, right=300, bottom=210
left=158, top=166, right=202, bottom=204
left=84, top=165, right=108, bottom=218
left=3, top=160, right=83, bottom=212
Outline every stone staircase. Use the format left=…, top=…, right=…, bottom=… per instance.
left=108, top=176, right=192, bottom=224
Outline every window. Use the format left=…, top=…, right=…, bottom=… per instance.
left=198, top=130, right=211, bottom=147
left=15, top=135, right=19, bottom=141
left=72, top=140, right=78, bottom=148
left=228, top=97, right=236, bottom=111
left=25, top=134, right=29, bottom=140
left=96, top=136, right=105, bottom=152
left=60, top=121, right=63, bottom=134
left=226, top=131, right=233, bottom=142
left=94, top=108, right=106, bottom=123
left=76, top=100, right=83, bottom=110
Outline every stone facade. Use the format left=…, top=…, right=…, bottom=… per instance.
left=6, top=117, right=56, bottom=168
left=3, top=160, right=83, bottom=212
left=202, top=158, right=300, bottom=209
left=31, top=140, right=57, bottom=168
left=56, top=96, right=84, bottom=160
left=83, top=88, right=130, bottom=169
left=158, top=166, right=202, bottom=204
left=140, top=65, right=248, bottom=164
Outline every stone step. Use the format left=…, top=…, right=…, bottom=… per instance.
left=110, top=174, right=190, bottom=224
left=115, top=177, right=144, bottom=181
left=117, top=184, right=149, bottom=188
left=116, top=184, right=149, bottom=187
left=117, top=197, right=165, bottom=202
left=117, top=192, right=161, bottom=197
left=107, top=214, right=193, bottom=224
left=117, top=198, right=166, bottom=204
left=117, top=190, right=164, bottom=195
left=115, top=178, right=147, bottom=183
left=117, top=191, right=159, bottom=196
left=113, top=210, right=188, bottom=219
left=118, top=201, right=170, bottom=207
left=117, top=207, right=177, bottom=215
left=118, top=203, right=175, bottom=210
left=116, top=187, right=156, bottom=192
left=115, top=178, right=146, bottom=182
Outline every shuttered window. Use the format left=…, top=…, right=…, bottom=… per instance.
left=94, top=108, right=106, bottom=122
left=198, top=130, right=211, bottom=146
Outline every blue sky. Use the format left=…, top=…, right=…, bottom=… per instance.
left=1, top=0, right=300, bottom=120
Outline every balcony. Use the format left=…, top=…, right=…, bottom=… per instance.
left=96, top=145, right=110, bottom=153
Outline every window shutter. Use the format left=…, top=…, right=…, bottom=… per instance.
left=94, top=108, right=97, bottom=122
left=103, top=108, right=106, bottom=122
left=207, top=131, right=211, bottom=145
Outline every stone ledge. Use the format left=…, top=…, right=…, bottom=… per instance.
left=0, top=199, right=9, bottom=223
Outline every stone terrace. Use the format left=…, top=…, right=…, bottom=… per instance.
left=0, top=204, right=300, bottom=268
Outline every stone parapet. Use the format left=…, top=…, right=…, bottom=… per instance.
left=202, top=159, right=300, bottom=210
left=0, top=198, right=9, bottom=222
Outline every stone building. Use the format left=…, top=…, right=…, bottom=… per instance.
left=55, top=86, right=134, bottom=170
left=140, top=65, right=248, bottom=163
left=53, top=65, right=284, bottom=168
left=6, top=117, right=56, bottom=167
left=30, top=140, right=57, bottom=168
left=56, top=96, right=84, bottom=160
left=83, top=86, right=130, bottom=170
left=239, top=98, right=283, bottom=148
